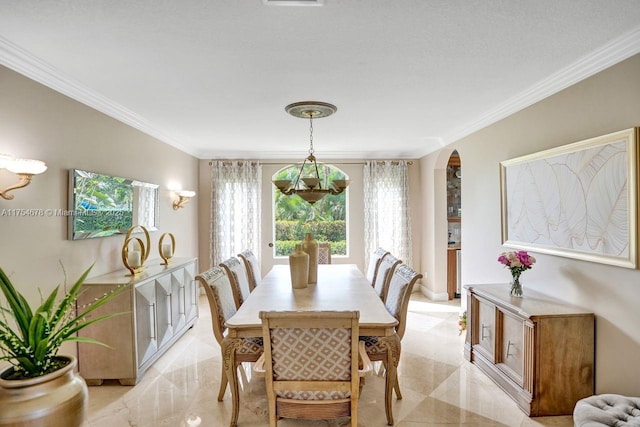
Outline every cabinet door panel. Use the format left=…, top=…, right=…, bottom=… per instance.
left=476, top=299, right=495, bottom=360
left=171, top=268, right=186, bottom=331
left=183, top=261, right=198, bottom=323
left=500, top=311, right=524, bottom=384
left=135, top=281, right=158, bottom=366
left=155, top=275, right=174, bottom=348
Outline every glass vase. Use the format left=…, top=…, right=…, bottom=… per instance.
left=510, top=273, right=523, bottom=297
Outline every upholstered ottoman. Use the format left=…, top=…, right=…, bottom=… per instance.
left=574, top=394, right=640, bottom=426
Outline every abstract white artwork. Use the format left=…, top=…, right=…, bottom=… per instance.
left=500, top=128, right=638, bottom=268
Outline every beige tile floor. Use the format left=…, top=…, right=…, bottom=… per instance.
left=83, top=293, right=575, bottom=427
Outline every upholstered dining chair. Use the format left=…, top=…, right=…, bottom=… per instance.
left=254, top=311, right=373, bottom=427
left=366, top=247, right=390, bottom=285
left=317, top=242, right=332, bottom=264
left=220, top=256, right=252, bottom=309
left=238, top=249, right=261, bottom=291
left=361, top=264, right=422, bottom=425
left=373, top=253, right=401, bottom=302
left=195, top=267, right=263, bottom=424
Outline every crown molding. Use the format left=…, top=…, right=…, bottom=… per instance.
left=443, top=25, right=640, bottom=145
left=2, top=25, right=639, bottom=160
left=0, top=35, right=198, bottom=157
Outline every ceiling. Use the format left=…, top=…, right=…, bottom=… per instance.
left=1, top=1, right=640, bottom=160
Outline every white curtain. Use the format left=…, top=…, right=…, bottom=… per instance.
left=210, top=161, right=261, bottom=268
left=363, top=160, right=412, bottom=270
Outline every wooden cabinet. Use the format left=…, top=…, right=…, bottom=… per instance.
left=446, top=248, right=459, bottom=299
left=464, top=284, right=594, bottom=416
left=77, top=258, right=198, bottom=385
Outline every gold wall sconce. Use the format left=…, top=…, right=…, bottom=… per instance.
left=173, top=190, right=195, bottom=210
left=0, top=153, right=48, bottom=200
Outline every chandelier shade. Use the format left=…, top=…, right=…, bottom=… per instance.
left=272, top=101, right=350, bottom=204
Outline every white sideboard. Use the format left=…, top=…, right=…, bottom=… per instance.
left=77, top=258, right=198, bottom=385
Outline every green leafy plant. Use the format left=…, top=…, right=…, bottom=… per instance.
left=0, top=265, right=123, bottom=379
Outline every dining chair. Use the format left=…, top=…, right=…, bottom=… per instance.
left=237, top=249, right=261, bottom=291
left=254, top=310, right=373, bottom=427
left=195, top=267, right=263, bottom=424
left=361, top=264, right=422, bottom=425
left=366, top=247, right=390, bottom=285
left=317, top=242, right=332, bottom=264
left=373, top=253, right=401, bottom=302
left=220, top=256, right=252, bottom=309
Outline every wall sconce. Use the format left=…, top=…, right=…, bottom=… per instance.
left=173, top=190, right=195, bottom=210
left=0, top=153, right=48, bottom=200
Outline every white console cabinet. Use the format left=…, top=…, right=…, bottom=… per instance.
left=77, top=258, right=198, bottom=385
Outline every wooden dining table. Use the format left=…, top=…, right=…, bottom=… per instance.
left=222, top=263, right=399, bottom=426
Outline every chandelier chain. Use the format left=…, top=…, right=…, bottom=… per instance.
left=308, top=115, right=314, bottom=155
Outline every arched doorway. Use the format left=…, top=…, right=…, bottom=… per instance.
left=446, top=151, right=461, bottom=299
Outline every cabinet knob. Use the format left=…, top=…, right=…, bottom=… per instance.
left=506, top=340, right=516, bottom=358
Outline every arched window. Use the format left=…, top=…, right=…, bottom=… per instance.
left=272, top=164, right=348, bottom=257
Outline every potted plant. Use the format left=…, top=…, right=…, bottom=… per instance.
left=0, top=265, right=123, bottom=427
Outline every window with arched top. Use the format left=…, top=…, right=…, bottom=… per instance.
left=272, top=164, right=348, bottom=257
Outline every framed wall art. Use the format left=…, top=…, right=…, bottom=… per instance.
left=500, top=128, right=639, bottom=268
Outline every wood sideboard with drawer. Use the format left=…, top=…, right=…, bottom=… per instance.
left=463, top=284, right=594, bottom=416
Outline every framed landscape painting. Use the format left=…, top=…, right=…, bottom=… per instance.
left=500, top=128, right=639, bottom=268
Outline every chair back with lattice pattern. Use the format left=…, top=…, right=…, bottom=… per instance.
left=259, top=311, right=362, bottom=426
left=373, top=254, right=401, bottom=302
left=385, top=264, right=422, bottom=340
left=220, top=257, right=251, bottom=308
left=238, top=250, right=261, bottom=290
left=317, top=243, right=332, bottom=264
left=366, top=248, right=390, bottom=285
left=196, top=266, right=237, bottom=345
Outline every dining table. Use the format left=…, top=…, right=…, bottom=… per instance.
left=222, top=263, right=400, bottom=426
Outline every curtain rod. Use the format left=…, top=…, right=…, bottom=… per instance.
left=209, top=160, right=413, bottom=166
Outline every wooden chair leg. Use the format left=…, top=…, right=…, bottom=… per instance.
left=393, top=370, right=402, bottom=400
left=221, top=337, right=242, bottom=427
left=217, top=364, right=228, bottom=401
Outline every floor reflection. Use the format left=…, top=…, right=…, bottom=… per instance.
left=84, top=293, right=574, bottom=426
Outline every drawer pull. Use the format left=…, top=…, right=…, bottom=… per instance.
left=481, top=324, right=490, bottom=341
left=506, top=340, right=515, bottom=358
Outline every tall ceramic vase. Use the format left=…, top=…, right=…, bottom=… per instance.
left=0, top=356, right=88, bottom=427
left=302, top=233, right=318, bottom=284
left=289, top=244, right=309, bottom=289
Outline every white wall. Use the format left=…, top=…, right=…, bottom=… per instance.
left=0, top=65, right=199, bottom=360
left=421, top=54, right=640, bottom=395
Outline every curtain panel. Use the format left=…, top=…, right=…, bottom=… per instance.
left=210, top=161, right=261, bottom=268
left=363, top=160, right=413, bottom=271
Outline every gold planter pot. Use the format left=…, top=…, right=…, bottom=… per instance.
left=0, top=356, right=88, bottom=427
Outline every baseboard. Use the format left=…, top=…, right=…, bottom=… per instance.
left=419, top=284, right=449, bottom=301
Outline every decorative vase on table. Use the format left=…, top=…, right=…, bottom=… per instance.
left=289, top=244, right=309, bottom=289
left=510, top=272, right=523, bottom=297
left=497, top=250, right=536, bottom=299
left=302, top=233, right=318, bottom=284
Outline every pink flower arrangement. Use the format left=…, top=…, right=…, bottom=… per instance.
left=497, top=250, right=536, bottom=277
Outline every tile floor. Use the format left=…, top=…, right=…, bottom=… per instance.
left=83, top=293, right=575, bottom=426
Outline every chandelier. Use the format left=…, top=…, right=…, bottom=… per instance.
left=272, top=101, right=350, bottom=204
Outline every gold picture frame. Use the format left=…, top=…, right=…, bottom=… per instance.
left=500, top=128, right=639, bottom=269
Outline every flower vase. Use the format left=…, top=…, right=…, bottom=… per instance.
left=510, top=273, right=523, bottom=297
